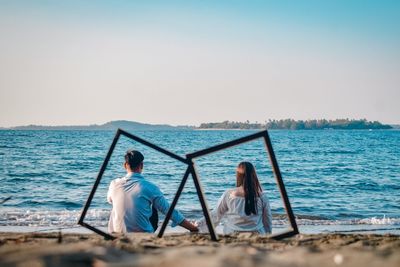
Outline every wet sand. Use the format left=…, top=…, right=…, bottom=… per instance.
left=0, top=232, right=399, bottom=267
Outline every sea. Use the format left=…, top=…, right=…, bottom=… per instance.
left=0, top=129, right=399, bottom=235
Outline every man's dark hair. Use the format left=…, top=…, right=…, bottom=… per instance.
left=125, top=150, right=144, bottom=169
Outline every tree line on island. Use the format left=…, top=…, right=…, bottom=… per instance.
left=2, top=119, right=396, bottom=131
left=198, top=119, right=393, bottom=130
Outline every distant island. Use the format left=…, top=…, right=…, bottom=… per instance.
left=198, top=119, right=393, bottom=130
left=1, top=119, right=396, bottom=131
left=4, top=120, right=191, bottom=131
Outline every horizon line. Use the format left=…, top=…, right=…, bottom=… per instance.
left=1, top=118, right=399, bottom=128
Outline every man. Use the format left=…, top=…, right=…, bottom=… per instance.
left=107, top=149, right=198, bottom=233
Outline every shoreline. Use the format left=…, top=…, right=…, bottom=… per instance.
left=1, top=223, right=399, bottom=237
left=1, top=232, right=399, bottom=267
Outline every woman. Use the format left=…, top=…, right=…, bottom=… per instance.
left=197, top=162, right=272, bottom=234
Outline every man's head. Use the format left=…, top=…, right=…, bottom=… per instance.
left=124, top=149, right=144, bottom=173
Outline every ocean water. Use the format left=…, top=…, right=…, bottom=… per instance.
left=0, top=129, right=399, bottom=234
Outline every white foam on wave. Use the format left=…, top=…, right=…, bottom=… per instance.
left=0, top=209, right=110, bottom=227
left=296, top=216, right=400, bottom=226
left=1, top=209, right=399, bottom=228
left=359, top=215, right=400, bottom=225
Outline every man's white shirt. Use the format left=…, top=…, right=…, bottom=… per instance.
left=107, top=172, right=184, bottom=233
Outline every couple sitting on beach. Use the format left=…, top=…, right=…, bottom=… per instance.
left=107, top=149, right=272, bottom=235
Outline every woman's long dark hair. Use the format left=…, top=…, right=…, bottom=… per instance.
left=236, top=162, right=262, bottom=215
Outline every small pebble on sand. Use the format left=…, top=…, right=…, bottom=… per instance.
left=334, top=253, right=344, bottom=265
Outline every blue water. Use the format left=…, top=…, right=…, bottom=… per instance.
left=0, top=129, right=399, bottom=233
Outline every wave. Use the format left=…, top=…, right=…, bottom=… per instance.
left=295, top=216, right=400, bottom=226
left=0, top=209, right=109, bottom=227
left=359, top=216, right=399, bottom=225
left=14, top=200, right=83, bottom=209
left=1, top=209, right=399, bottom=228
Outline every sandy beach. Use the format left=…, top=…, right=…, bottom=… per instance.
left=0, top=232, right=399, bottom=267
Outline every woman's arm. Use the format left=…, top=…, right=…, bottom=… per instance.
left=197, top=190, right=229, bottom=232
left=107, top=180, right=115, bottom=204
left=262, top=194, right=273, bottom=234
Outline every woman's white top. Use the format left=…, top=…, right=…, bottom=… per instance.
left=197, top=188, right=272, bottom=234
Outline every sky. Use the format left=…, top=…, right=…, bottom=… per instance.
left=0, top=0, right=399, bottom=127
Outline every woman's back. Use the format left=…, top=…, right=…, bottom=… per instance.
left=198, top=188, right=272, bottom=234
left=197, top=162, right=272, bottom=235
left=219, top=188, right=272, bottom=234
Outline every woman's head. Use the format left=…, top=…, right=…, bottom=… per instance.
left=236, top=162, right=262, bottom=215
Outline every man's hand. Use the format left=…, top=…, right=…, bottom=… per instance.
left=180, top=219, right=199, bottom=232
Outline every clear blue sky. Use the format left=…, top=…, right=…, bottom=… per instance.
left=0, top=0, right=399, bottom=126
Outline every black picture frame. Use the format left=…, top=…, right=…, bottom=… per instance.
left=160, top=129, right=299, bottom=240
left=77, top=128, right=216, bottom=240
left=156, top=160, right=218, bottom=240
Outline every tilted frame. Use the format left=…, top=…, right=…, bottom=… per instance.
left=78, top=128, right=216, bottom=240
left=157, top=161, right=218, bottom=240
left=161, top=129, right=299, bottom=240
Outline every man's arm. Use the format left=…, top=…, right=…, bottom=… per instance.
left=152, top=187, right=198, bottom=232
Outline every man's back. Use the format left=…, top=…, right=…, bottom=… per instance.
left=107, top=172, right=184, bottom=233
